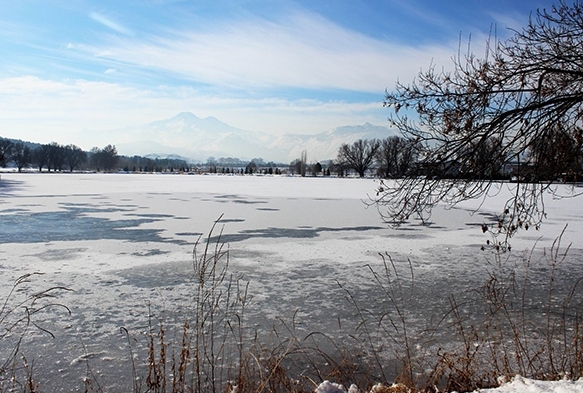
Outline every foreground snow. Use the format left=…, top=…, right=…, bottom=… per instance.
left=315, top=376, right=583, bottom=393
left=481, top=376, right=583, bottom=393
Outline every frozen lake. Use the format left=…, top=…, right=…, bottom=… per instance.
left=1, top=173, right=582, bottom=391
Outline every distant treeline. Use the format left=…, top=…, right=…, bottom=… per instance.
left=4, top=135, right=574, bottom=181
left=0, top=137, right=193, bottom=173
left=332, top=135, right=583, bottom=181
left=0, top=137, right=296, bottom=175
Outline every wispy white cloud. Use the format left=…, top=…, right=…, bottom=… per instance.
left=0, top=9, right=489, bottom=149
left=0, top=1, right=543, bottom=155
left=489, top=11, right=530, bottom=34
left=0, top=76, right=387, bottom=149
left=80, top=10, right=460, bottom=93
left=90, top=12, right=135, bottom=36
left=384, top=0, right=452, bottom=31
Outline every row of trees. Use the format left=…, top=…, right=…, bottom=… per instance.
left=288, top=135, right=459, bottom=180
left=1, top=136, right=428, bottom=179
left=120, top=155, right=190, bottom=173
left=0, top=139, right=119, bottom=173
left=334, top=137, right=419, bottom=178
left=1, top=138, right=215, bottom=174
left=335, top=129, right=582, bottom=181
left=282, top=139, right=418, bottom=179
left=2, top=137, right=298, bottom=175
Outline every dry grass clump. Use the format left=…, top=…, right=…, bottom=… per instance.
left=351, top=227, right=583, bottom=393
left=0, top=273, right=71, bottom=392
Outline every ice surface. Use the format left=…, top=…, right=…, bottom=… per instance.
left=1, top=173, right=583, bottom=392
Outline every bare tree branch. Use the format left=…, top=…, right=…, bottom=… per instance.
left=372, top=1, right=583, bottom=247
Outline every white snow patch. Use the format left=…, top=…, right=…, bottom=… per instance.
left=478, top=375, right=583, bottom=393
left=315, top=376, right=583, bottom=393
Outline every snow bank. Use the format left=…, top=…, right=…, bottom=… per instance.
left=315, top=380, right=360, bottom=393
left=479, top=375, right=583, bottom=393
left=314, top=376, right=583, bottom=393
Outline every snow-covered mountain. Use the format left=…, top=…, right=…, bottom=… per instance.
left=111, top=112, right=397, bottom=163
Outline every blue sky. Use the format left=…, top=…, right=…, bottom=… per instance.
left=0, top=0, right=557, bottom=150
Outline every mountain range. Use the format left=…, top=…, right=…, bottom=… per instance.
left=107, top=112, right=397, bottom=163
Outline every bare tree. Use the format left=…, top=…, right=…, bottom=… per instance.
left=329, top=160, right=346, bottom=177
left=289, top=151, right=308, bottom=176
left=102, top=144, right=119, bottom=171
left=289, top=159, right=301, bottom=175
left=300, top=150, right=307, bottom=177
left=525, top=123, right=583, bottom=181
left=12, top=143, right=31, bottom=172
left=46, top=142, right=67, bottom=172
left=90, top=145, right=119, bottom=172
left=337, top=139, right=380, bottom=177
left=373, top=2, right=583, bottom=245
left=0, top=139, right=13, bottom=167
left=33, top=144, right=50, bottom=172
left=376, top=136, right=418, bottom=178
left=467, top=137, right=506, bottom=180
left=245, top=161, right=256, bottom=174
left=65, top=144, right=87, bottom=172
left=312, top=161, right=323, bottom=176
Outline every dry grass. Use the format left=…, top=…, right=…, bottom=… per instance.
left=0, top=273, right=71, bottom=392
